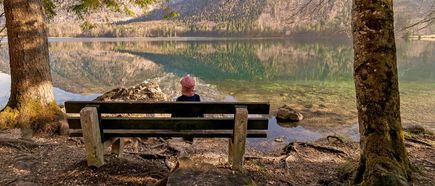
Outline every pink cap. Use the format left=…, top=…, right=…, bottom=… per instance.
left=180, top=75, right=195, bottom=96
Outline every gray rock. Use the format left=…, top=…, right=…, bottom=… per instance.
left=405, top=125, right=427, bottom=134
left=276, top=105, right=304, bottom=122
left=274, top=136, right=286, bottom=143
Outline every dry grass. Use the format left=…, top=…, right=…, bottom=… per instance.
left=0, top=107, right=19, bottom=129
left=0, top=101, right=65, bottom=133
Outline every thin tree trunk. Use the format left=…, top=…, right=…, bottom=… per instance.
left=3, top=0, right=55, bottom=109
left=352, top=0, right=411, bottom=185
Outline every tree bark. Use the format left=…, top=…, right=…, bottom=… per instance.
left=352, top=0, right=411, bottom=185
left=3, top=0, right=54, bottom=109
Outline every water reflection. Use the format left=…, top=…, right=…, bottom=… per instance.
left=119, top=40, right=355, bottom=81
left=116, top=40, right=434, bottom=82
left=0, top=39, right=433, bottom=93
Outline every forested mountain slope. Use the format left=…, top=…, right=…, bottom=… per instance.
left=1, top=0, right=432, bottom=37
left=121, top=0, right=433, bottom=37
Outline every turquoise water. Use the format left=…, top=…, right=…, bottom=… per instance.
left=0, top=38, right=433, bottom=150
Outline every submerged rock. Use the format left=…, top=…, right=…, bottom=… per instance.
left=405, top=125, right=429, bottom=135
left=276, top=104, right=304, bottom=122
left=277, top=122, right=299, bottom=128
left=94, top=81, right=167, bottom=101
left=274, top=136, right=286, bottom=142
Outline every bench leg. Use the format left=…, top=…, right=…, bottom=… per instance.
left=228, top=139, right=233, bottom=164
left=111, top=138, right=124, bottom=157
left=80, top=106, right=104, bottom=167
left=230, top=106, right=248, bottom=171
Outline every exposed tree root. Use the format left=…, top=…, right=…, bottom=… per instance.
left=165, top=158, right=177, bottom=171
left=327, top=135, right=345, bottom=144
left=164, top=141, right=183, bottom=156
left=0, top=138, right=40, bottom=150
left=422, top=159, right=435, bottom=167
left=244, top=155, right=287, bottom=162
left=278, top=178, right=294, bottom=186
left=3, top=178, right=18, bottom=186
left=135, top=152, right=167, bottom=160
left=151, top=143, right=166, bottom=149
left=283, top=142, right=347, bottom=155
left=282, top=142, right=299, bottom=154
left=405, top=136, right=433, bottom=147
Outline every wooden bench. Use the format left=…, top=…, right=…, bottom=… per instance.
left=65, top=101, right=270, bottom=170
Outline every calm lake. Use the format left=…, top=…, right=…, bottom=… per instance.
left=0, top=38, right=434, bottom=151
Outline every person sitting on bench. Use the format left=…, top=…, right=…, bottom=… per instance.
left=172, top=74, right=204, bottom=117
left=172, top=75, right=203, bottom=142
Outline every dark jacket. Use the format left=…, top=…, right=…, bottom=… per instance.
left=172, top=94, right=204, bottom=117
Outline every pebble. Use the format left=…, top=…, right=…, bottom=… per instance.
left=274, top=137, right=286, bottom=143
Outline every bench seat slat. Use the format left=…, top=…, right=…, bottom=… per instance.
left=69, top=129, right=267, bottom=138
left=65, top=101, right=270, bottom=114
left=67, top=117, right=268, bottom=130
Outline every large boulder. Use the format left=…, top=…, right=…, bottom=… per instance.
left=276, top=104, right=304, bottom=122
left=94, top=81, right=167, bottom=101
left=95, top=73, right=225, bottom=102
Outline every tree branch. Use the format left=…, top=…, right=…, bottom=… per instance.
left=400, top=14, right=434, bottom=32
left=400, top=3, right=435, bottom=32
left=0, top=26, right=6, bottom=44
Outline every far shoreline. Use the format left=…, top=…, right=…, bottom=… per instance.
left=0, top=36, right=285, bottom=44
left=1, top=35, right=433, bottom=44
left=0, top=36, right=354, bottom=44
left=407, top=34, right=435, bottom=41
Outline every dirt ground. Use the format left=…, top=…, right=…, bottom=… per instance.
left=0, top=129, right=433, bottom=186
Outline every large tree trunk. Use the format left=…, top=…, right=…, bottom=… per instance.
left=3, top=0, right=55, bottom=109
left=4, top=0, right=54, bottom=108
left=352, top=0, right=411, bottom=185
left=1, top=0, right=62, bottom=135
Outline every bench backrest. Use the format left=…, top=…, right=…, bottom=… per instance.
left=65, top=101, right=270, bottom=114
left=65, top=101, right=270, bottom=139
